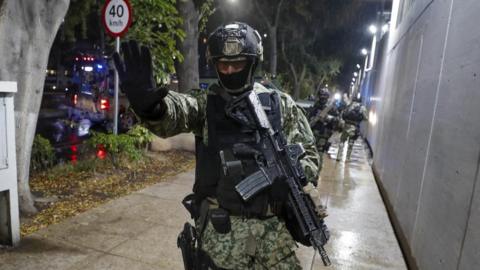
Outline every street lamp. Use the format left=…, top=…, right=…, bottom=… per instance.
left=263, top=33, right=267, bottom=38
left=353, top=72, right=358, bottom=77
left=368, top=24, right=378, bottom=35
left=361, top=48, right=368, bottom=55
left=356, top=64, right=361, bottom=69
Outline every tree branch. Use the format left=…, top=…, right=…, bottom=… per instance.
left=281, top=35, right=298, bottom=87
left=273, top=0, right=285, bottom=27
left=253, top=0, right=271, bottom=29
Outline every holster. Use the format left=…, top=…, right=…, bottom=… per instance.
left=179, top=194, right=227, bottom=270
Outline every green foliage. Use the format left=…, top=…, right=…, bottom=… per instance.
left=198, top=0, right=216, bottom=33
left=63, top=0, right=97, bottom=43
left=88, top=132, right=142, bottom=165
left=126, top=125, right=154, bottom=149
left=62, top=0, right=185, bottom=82
left=31, top=135, right=56, bottom=172
left=275, top=0, right=352, bottom=99
left=126, top=0, right=185, bottom=82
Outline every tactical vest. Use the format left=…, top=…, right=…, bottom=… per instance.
left=194, top=91, right=282, bottom=217
left=342, top=104, right=364, bottom=123
left=308, top=104, right=327, bottom=131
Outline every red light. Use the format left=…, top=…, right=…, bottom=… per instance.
left=100, top=98, right=109, bottom=110
left=73, top=94, right=78, bottom=105
left=96, top=149, right=107, bottom=159
left=75, top=57, right=79, bottom=61
left=96, top=144, right=107, bottom=159
left=83, top=57, right=87, bottom=61
left=70, top=145, right=77, bottom=153
left=70, top=154, right=78, bottom=164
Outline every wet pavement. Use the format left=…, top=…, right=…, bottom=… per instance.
left=297, top=140, right=407, bottom=269
left=0, top=140, right=406, bottom=269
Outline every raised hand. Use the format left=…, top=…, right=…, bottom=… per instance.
left=113, top=40, right=168, bottom=117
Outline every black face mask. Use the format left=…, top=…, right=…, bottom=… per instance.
left=217, top=60, right=254, bottom=93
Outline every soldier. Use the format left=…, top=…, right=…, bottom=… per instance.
left=308, top=88, right=339, bottom=169
left=114, top=22, right=322, bottom=269
left=336, top=96, right=368, bottom=161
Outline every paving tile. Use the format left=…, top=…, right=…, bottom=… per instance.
left=0, top=235, right=101, bottom=270
left=139, top=181, right=192, bottom=201
left=72, top=194, right=191, bottom=229
left=68, top=253, right=160, bottom=270
left=109, top=224, right=184, bottom=269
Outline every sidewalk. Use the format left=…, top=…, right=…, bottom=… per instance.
left=297, top=141, right=407, bottom=269
left=0, top=140, right=406, bottom=270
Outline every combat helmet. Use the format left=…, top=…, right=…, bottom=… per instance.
left=316, top=88, right=330, bottom=105
left=207, top=22, right=263, bottom=93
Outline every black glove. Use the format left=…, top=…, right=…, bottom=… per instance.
left=113, top=40, right=168, bottom=118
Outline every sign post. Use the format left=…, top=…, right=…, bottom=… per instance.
left=102, top=0, right=132, bottom=135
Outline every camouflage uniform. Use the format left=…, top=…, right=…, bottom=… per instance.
left=142, top=82, right=320, bottom=269
left=308, top=102, right=338, bottom=170
left=337, top=101, right=368, bottom=161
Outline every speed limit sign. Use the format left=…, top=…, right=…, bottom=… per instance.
left=102, top=0, right=133, bottom=135
left=102, top=0, right=132, bottom=37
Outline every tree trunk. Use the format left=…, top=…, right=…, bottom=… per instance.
left=268, top=26, right=277, bottom=77
left=0, top=0, right=70, bottom=214
left=297, top=64, right=307, bottom=100
left=288, top=62, right=299, bottom=100
left=176, top=0, right=199, bottom=93
left=253, top=0, right=284, bottom=77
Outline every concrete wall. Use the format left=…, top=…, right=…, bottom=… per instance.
left=362, top=0, right=480, bottom=269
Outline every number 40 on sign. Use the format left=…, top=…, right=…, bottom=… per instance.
left=102, top=0, right=132, bottom=37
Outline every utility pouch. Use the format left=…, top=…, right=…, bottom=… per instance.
left=209, top=208, right=231, bottom=234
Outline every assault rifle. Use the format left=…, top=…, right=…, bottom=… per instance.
left=309, top=98, right=335, bottom=127
left=225, top=90, right=331, bottom=266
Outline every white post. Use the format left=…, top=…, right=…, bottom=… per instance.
left=0, top=81, right=20, bottom=247
left=113, top=37, right=120, bottom=135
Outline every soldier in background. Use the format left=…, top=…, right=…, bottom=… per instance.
left=114, top=22, right=322, bottom=269
left=309, top=88, right=340, bottom=169
left=336, top=96, right=368, bottom=161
